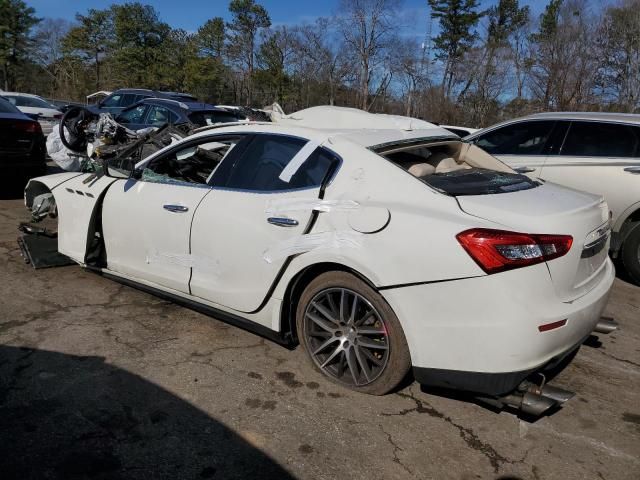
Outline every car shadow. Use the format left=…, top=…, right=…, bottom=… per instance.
left=0, top=345, right=295, bottom=480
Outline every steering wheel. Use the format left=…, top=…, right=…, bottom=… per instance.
left=59, top=106, right=99, bottom=152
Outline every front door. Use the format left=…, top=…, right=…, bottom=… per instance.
left=101, top=137, right=227, bottom=293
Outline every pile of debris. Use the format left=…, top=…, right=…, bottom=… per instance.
left=47, top=106, right=190, bottom=173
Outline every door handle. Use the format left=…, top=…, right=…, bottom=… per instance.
left=267, top=217, right=299, bottom=227
left=624, top=167, right=640, bottom=174
left=163, top=204, right=189, bottom=213
left=515, top=167, right=535, bottom=173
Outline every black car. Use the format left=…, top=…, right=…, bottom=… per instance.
left=88, top=88, right=198, bottom=115
left=115, top=98, right=245, bottom=130
left=0, top=96, right=46, bottom=181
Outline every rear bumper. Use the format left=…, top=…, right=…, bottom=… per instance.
left=413, top=334, right=585, bottom=396
left=382, top=259, right=615, bottom=395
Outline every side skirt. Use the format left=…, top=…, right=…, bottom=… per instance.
left=97, top=269, right=296, bottom=349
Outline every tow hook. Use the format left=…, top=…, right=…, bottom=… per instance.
left=594, top=316, right=618, bottom=334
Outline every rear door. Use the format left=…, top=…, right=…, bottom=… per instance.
left=472, top=120, right=558, bottom=177
left=539, top=120, right=640, bottom=228
left=189, top=133, right=338, bottom=313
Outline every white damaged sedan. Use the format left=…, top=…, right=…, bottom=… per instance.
left=24, top=107, right=615, bottom=415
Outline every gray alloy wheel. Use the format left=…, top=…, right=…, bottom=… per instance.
left=303, top=287, right=390, bottom=386
left=296, top=271, right=411, bottom=395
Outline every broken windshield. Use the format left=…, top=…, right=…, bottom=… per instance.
left=423, top=168, right=537, bottom=196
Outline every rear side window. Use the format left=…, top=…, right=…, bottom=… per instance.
left=146, top=105, right=178, bottom=125
left=560, top=121, right=639, bottom=157
left=475, top=121, right=555, bottom=155
left=118, top=105, right=148, bottom=124
left=119, top=93, right=137, bottom=108
left=223, top=134, right=335, bottom=191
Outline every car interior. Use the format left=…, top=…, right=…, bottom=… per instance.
left=141, top=140, right=235, bottom=185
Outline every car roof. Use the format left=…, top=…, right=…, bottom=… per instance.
left=519, top=111, right=640, bottom=125
left=187, top=122, right=458, bottom=149
left=112, top=88, right=197, bottom=99
left=131, top=98, right=222, bottom=111
left=1, top=91, right=43, bottom=98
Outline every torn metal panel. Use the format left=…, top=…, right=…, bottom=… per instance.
left=18, top=234, right=73, bottom=269
left=263, top=231, right=364, bottom=264
left=30, top=193, right=56, bottom=222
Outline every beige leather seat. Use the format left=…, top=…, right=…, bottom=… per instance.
left=428, top=152, right=467, bottom=173
left=407, top=162, right=436, bottom=177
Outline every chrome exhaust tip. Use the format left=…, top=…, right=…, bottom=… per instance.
left=539, top=384, right=575, bottom=404
left=594, top=316, right=618, bottom=334
left=500, top=392, right=558, bottom=417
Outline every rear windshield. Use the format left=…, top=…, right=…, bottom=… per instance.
left=0, top=97, right=21, bottom=113
left=378, top=140, right=538, bottom=196
left=4, top=95, right=54, bottom=109
left=423, top=168, right=537, bottom=196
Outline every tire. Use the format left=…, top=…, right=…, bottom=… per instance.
left=621, top=224, right=640, bottom=286
left=296, top=271, right=411, bottom=395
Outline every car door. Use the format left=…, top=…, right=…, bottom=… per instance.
left=471, top=120, right=558, bottom=177
left=539, top=120, right=640, bottom=228
left=101, top=137, right=226, bottom=293
left=189, top=133, right=338, bottom=313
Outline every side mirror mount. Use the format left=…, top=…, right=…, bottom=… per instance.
left=102, top=157, right=134, bottom=179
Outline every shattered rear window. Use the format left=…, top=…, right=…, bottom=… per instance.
left=424, top=168, right=538, bottom=196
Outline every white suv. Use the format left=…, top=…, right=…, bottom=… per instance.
left=467, top=112, right=640, bottom=284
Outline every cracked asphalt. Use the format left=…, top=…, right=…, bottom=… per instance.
left=1, top=185, right=639, bottom=480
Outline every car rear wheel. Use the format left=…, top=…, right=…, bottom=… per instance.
left=621, top=224, right=640, bottom=286
left=296, top=271, right=411, bottom=395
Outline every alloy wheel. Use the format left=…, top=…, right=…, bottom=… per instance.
left=303, top=287, right=390, bottom=386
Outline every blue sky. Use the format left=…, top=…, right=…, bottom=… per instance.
left=27, top=0, right=549, bottom=37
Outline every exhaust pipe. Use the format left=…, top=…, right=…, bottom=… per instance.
left=539, top=384, right=575, bottom=404
left=500, top=392, right=557, bottom=416
left=594, top=316, right=618, bottom=334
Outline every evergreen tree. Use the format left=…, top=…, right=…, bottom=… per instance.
left=226, top=0, right=271, bottom=105
left=427, top=0, right=483, bottom=97
left=62, top=9, right=113, bottom=91
left=0, top=0, right=40, bottom=90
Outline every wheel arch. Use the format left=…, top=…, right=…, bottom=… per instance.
left=279, top=262, right=379, bottom=344
left=612, top=205, right=640, bottom=255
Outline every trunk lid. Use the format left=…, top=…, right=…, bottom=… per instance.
left=457, top=181, right=610, bottom=302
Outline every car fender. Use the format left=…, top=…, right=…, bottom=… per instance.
left=26, top=173, right=119, bottom=264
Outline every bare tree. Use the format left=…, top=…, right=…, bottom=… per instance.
left=595, top=0, right=640, bottom=112
left=528, top=0, right=598, bottom=110
left=336, top=0, right=402, bottom=110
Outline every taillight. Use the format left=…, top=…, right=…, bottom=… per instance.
left=16, top=121, right=42, bottom=134
left=53, top=114, right=62, bottom=119
left=457, top=228, right=573, bottom=274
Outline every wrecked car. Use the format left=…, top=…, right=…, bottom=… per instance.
left=23, top=106, right=616, bottom=416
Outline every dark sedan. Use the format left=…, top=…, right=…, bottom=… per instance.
left=0, top=97, right=46, bottom=182
left=115, top=98, right=245, bottom=130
